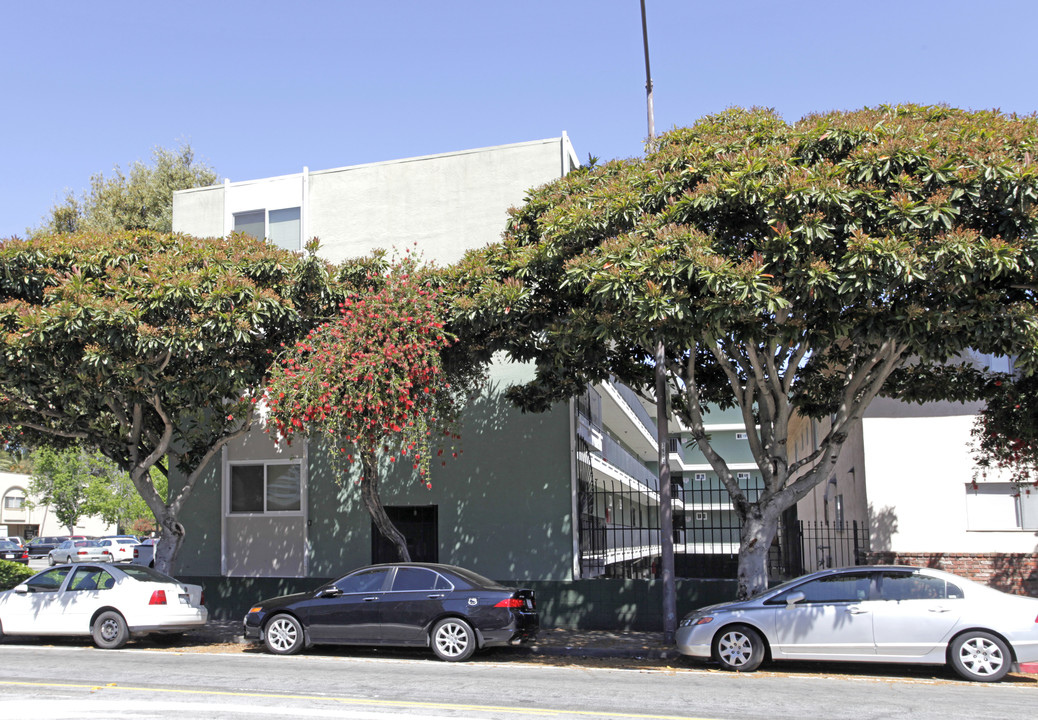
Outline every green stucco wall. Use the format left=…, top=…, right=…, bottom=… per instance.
left=172, top=363, right=576, bottom=583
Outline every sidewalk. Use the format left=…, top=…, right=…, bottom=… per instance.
left=195, top=620, right=680, bottom=660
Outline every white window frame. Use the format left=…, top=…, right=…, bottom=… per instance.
left=735, top=432, right=748, bottom=440
left=694, top=511, right=708, bottom=521
left=225, top=459, right=304, bottom=517
left=693, top=473, right=707, bottom=482
left=232, top=206, right=302, bottom=251
left=737, top=472, right=751, bottom=481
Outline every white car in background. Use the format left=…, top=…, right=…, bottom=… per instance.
left=0, top=563, right=207, bottom=648
left=97, top=537, right=140, bottom=563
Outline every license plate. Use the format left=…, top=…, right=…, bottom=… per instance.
left=2, top=553, right=14, bottom=559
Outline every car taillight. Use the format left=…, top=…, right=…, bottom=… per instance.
left=76, top=550, right=88, bottom=555
left=149, top=590, right=167, bottom=605
left=20, top=551, right=27, bottom=559
left=200, top=590, right=205, bottom=606
left=494, top=598, right=524, bottom=608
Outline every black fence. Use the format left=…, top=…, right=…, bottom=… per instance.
left=576, top=448, right=870, bottom=581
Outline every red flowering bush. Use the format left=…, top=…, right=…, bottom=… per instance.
left=266, top=253, right=467, bottom=476
left=263, top=252, right=477, bottom=559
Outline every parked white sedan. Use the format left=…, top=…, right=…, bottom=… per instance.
left=0, top=563, right=207, bottom=648
left=676, top=565, right=1038, bottom=682
left=96, top=537, right=140, bottom=563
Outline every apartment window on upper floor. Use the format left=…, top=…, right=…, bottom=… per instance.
left=965, top=482, right=1038, bottom=531
left=735, top=432, right=748, bottom=440
left=228, top=461, right=302, bottom=515
left=233, top=207, right=301, bottom=252
left=3, top=489, right=26, bottom=510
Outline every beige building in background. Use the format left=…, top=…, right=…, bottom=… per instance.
left=1, top=471, right=116, bottom=540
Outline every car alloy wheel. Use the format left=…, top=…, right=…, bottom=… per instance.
left=264, top=614, right=304, bottom=655
left=431, top=618, right=476, bottom=662
left=713, top=624, right=765, bottom=672
left=950, top=631, right=1011, bottom=682
left=92, top=611, right=129, bottom=649
left=47, top=554, right=55, bottom=566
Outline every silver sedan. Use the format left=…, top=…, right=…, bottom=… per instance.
left=676, top=565, right=1038, bottom=682
left=47, top=539, right=108, bottom=565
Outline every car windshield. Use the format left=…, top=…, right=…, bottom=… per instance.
left=0, top=541, right=18, bottom=550
left=750, top=576, right=806, bottom=599
left=75, top=540, right=101, bottom=547
left=119, top=566, right=178, bottom=584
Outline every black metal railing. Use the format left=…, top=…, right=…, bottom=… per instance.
left=576, top=457, right=870, bottom=581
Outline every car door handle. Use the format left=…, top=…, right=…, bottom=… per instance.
left=427, top=593, right=445, bottom=599
left=928, top=606, right=951, bottom=613
left=363, top=596, right=379, bottom=602
left=846, top=606, right=868, bottom=615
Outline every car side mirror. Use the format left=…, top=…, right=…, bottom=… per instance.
left=317, top=587, right=342, bottom=598
left=14, top=584, right=29, bottom=594
left=785, top=591, right=805, bottom=607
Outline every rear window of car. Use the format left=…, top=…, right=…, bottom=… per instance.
left=119, top=566, right=178, bottom=584
left=437, top=565, right=506, bottom=590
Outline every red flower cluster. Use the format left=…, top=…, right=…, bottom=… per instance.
left=263, top=256, right=466, bottom=483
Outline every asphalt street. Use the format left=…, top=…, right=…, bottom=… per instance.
left=0, top=642, right=1035, bottom=720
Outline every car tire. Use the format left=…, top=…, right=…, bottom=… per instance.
left=431, top=618, right=477, bottom=662
left=949, top=631, right=1011, bottom=682
left=713, top=624, right=766, bottom=672
left=264, top=614, right=304, bottom=655
left=92, top=611, right=129, bottom=650
left=47, top=554, right=55, bottom=566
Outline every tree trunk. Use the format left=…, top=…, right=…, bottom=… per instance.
left=152, top=512, right=185, bottom=575
left=655, top=339, right=676, bottom=642
left=736, top=509, right=780, bottom=599
left=360, top=451, right=411, bottom=562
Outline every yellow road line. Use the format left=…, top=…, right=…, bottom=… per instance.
left=0, top=680, right=719, bottom=720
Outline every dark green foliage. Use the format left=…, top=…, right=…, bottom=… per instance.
left=452, top=104, right=1038, bottom=596
left=0, top=560, right=35, bottom=590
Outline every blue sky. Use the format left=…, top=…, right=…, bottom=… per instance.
left=2, top=0, right=1036, bottom=239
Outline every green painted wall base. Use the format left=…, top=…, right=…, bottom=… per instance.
left=181, top=575, right=738, bottom=631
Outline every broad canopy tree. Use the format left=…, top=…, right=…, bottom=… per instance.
left=0, top=230, right=342, bottom=572
left=454, top=105, right=1038, bottom=598
left=264, top=252, right=480, bottom=561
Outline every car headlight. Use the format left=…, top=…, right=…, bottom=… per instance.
left=679, top=615, right=714, bottom=628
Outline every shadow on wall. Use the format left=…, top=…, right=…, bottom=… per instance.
left=868, top=504, right=899, bottom=553
left=989, top=547, right=1038, bottom=596
left=434, top=381, right=574, bottom=581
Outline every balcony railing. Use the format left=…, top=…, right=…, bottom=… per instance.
left=612, top=382, right=658, bottom=437
left=600, top=433, right=659, bottom=492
